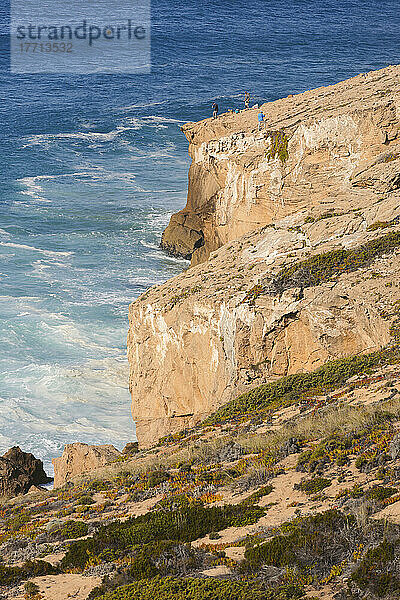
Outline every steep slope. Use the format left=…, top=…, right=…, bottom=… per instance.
left=3, top=359, right=400, bottom=600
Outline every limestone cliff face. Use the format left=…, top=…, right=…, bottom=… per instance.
left=130, top=65, right=400, bottom=448
left=161, top=65, right=400, bottom=265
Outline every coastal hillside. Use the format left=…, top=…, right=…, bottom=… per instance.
left=2, top=66, right=400, bottom=600
left=1, top=355, right=400, bottom=600
left=129, top=65, right=400, bottom=448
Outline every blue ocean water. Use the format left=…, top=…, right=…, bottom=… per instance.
left=0, top=0, right=399, bottom=473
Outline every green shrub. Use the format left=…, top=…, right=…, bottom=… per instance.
left=271, top=231, right=400, bottom=295
left=61, top=499, right=265, bottom=570
left=52, top=519, right=88, bottom=540
left=295, top=477, right=331, bottom=495
left=242, top=510, right=355, bottom=578
left=0, top=560, right=58, bottom=586
left=266, top=130, right=289, bottom=164
left=205, top=346, right=400, bottom=425
left=86, top=479, right=111, bottom=492
left=88, top=542, right=202, bottom=599
left=296, top=435, right=351, bottom=473
left=146, top=470, right=170, bottom=488
left=351, top=541, right=400, bottom=597
left=95, top=576, right=304, bottom=600
left=365, top=486, right=398, bottom=502
left=75, top=494, right=95, bottom=505
left=241, top=485, right=274, bottom=506
left=6, top=513, right=31, bottom=532
left=24, top=582, right=41, bottom=599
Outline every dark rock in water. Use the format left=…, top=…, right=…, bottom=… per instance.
left=122, top=442, right=139, bottom=456
left=0, top=446, right=52, bottom=499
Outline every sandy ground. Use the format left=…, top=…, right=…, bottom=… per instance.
left=13, top=574, right=101, bottom=600
left=372, top=499, right=400, bottom=524
left=193, top=453, right=374, bottom=549
left=201, top=565, right=232, bottom=577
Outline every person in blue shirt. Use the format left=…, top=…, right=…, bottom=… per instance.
left=258, top=111, right=265, bottom=130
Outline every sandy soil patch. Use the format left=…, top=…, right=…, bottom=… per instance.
left=13, top=574, right=101, bottom=600
left=372, top=499, right=400, bottom=524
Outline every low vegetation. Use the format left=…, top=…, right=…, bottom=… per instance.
left=61, top=498, right=264, bottom=570
left=94, top=577, right=303, bottom=600
left=0, top=560, right=58, bottom=586
left=266, top=130, right=289, bottom=164
left=205, top=345, right=400, bottom=425
left=270, top=231, right=400, bottom=295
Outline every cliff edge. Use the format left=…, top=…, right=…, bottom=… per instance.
left=130, top=65, right=400, bottom=448
left=161, top=65, right=400, bottom=265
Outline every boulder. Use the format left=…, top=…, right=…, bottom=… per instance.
left=0, top=446, right=52, bottom=499
left=160, top=211, right=204, bottom=260
left=52, top=443, right=122, bottom=488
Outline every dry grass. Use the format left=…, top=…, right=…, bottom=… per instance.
left=237, top=399, right=400, bottom=454
left=73, top=399, right=400, bottom=490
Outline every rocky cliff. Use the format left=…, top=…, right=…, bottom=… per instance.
left=129, top=65, right=400, bottom=448
left=161, top=65, right=400, bottom=265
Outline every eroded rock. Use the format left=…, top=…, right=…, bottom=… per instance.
left=52, top=443, right=122, bottom=488
left=162, top=65, right=400, bottom=265
left=0, top=446, right=52, bottom=499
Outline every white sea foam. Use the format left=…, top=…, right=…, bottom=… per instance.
left=142, top=115, right=183, bottom=124
left=17, top=176, right=50, bottom=202
left=0, top=241, right=74, bottom=257
left=20, top=123, right=144, bottom=149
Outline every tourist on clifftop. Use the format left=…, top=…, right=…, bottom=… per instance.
left=258, top=110, right=265, bottom=130
left=212, top=102, right=219, bottom=118
left=244, top=91, right=250, bottom=109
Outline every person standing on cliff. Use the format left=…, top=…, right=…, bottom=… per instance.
left=212, top=102, right=219, bottom=119
left=244, top=91, right=250, bottom=109
left=258, top=110, right=265, bottom=130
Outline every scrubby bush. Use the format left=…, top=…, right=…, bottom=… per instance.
left=241, top=485, right=274, bottom=506
left=294, top=477, right=331, bottom=495
left=351, top=540, right=400, bottom=597
left=75, top=494, right=95, bottom=505
left=51, top=519, right=88, bottom=540
left=146, top=470, right=170, bottom=488
left=88, top=543, right=205, bottom=599
left=296, top=435, right=351, bottom=473
left=271, top=231, right=400, bottom=295
left=61, top=499, right=265, bottom=570
left=0, top=560, right=58, bottom=586
left=24, top=581, right=41, bottom=600
left=6, top=513, right=31, bottom=532
left=242, top=510, right=356, bottom=580
left=94, top=576, right=304, bottom=600
left=365, top=486, right=398, bottom=502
